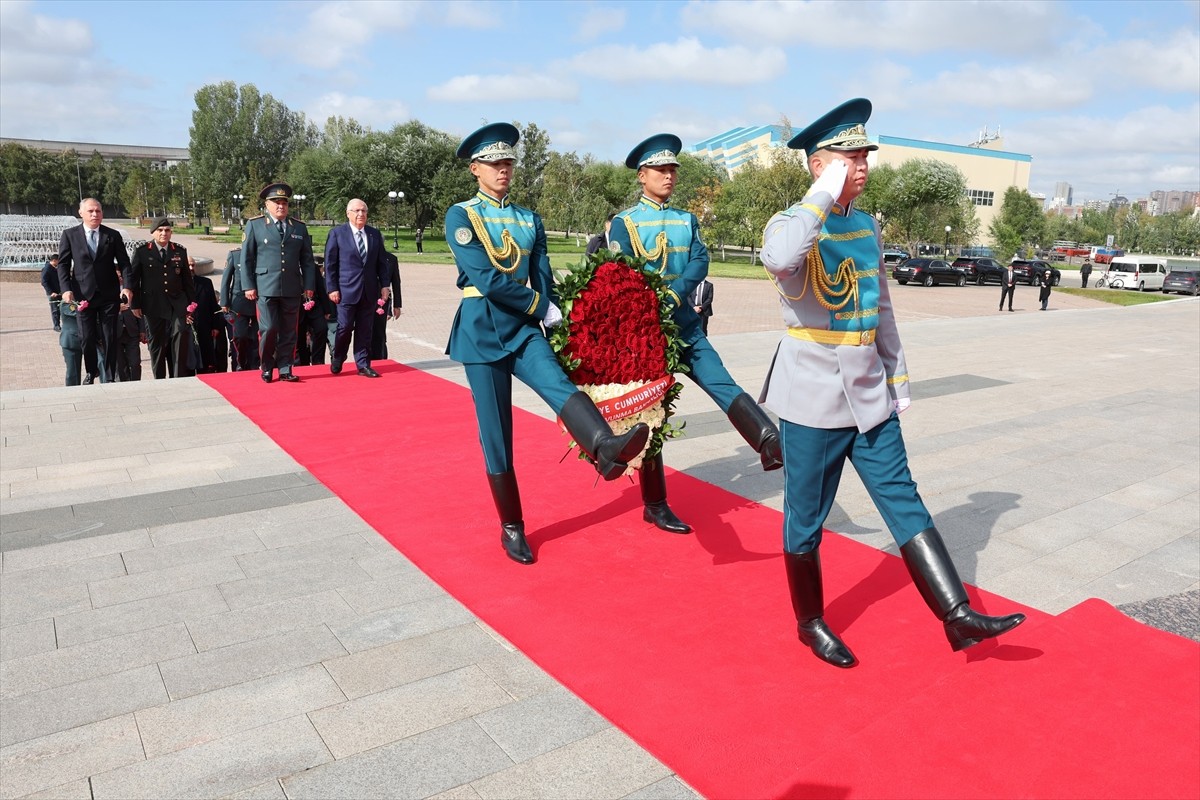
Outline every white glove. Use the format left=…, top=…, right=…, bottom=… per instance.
left=894, top=397, right=911, bottom=414
left=544, top=303, right=563, bottom=328
left=810, top=158, right=849, bottom=200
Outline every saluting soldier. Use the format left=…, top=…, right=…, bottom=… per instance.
left=239, top=182, right=316, bottom=383
left=608, top=135, right=783, bottom=536
left=128, top=218, right=195, bottom=379
left=220, top=248, right=260, bottom=371
left=760, top=98, right=1025, bottom=668
left=446, top=122, right=649, bottom=565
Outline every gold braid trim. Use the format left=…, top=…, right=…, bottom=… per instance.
left=768, top=243, right=859, bottom=312
left=465, top=205, right=522, bottom=274
left=622, top=216, right=669, bottom=273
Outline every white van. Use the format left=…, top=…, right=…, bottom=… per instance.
left=1105, top=256, right=1169, bottom=291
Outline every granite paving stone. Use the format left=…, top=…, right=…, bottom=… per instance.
left=89, top=715, right=332, bottom=800
left=328, top=595, right=478, bottom=653
left=280, top=718, right=513, bottom=800
left=54, top=585, right=229, bottom=648
left=334, top=569, right=446, bottom=615
left=223, top=780, right=289, bottom=800
left=136, top=663, right=346, bottom=758
left=120, top=531, right=265, bottom=575
left=185, top=589, right=358, bottom=652
left=233, top=533, right=377, bottom=578
left=0, top=553, right=127, bottom=626
left=21, top=777, right=95, bottom=799
left=622, top=776, right=703, bottom=799
left=0, top=618, right=56, bottom=661
left=157, top=624, right=347, bottom=700
left=1, top=528, right=152, bottom=572
left=216, top=558, right=375, bottom=610
left=1, top=622, right=194, bottom=700
left=0, top=664, right=169, bottom=747
left=0, top=714, right=144, bottom=799
left=87, top=556, right=246, bottom=608
left=472, top=685, right=612, bottom=763
left=308, top=665, right=514, bottom=758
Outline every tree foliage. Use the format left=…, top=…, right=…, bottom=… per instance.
left=989, top=186, right=1046, bottom=259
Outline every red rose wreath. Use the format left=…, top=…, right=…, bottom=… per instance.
left=549, top=249, right=686, bottom=473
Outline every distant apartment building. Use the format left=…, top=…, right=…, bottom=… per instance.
left=1149, top=190, right=1198, bottom=215
left=1053, top=181, right=1073, bottom=208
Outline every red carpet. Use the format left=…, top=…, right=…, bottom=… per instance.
left=202, top=363, right=1200, bottom=799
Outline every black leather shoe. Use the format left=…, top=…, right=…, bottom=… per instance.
left=501, top=522, right=534, bottom=564
left=357, top=367, right=380, bottom=378
left=82, top=373, right=95, bottom=385
left=279, top=373, right=300, bottom=383
left=261, top=371, right=273, bottom=383
left=330, top=359, right=343, bottom=375
left=798, top=619, right=858, bottom=668
left=643, top=501, right=692, bottom=533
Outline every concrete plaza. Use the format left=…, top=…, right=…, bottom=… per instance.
left=1, top=227, right=1197, bottom=798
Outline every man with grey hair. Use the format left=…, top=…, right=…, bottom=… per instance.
left=325, top=198, right=390, bottom=377
left=57, top=198, right=133, bottom=384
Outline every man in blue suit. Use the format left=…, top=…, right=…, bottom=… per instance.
left=325, top=199, right=390, bottom=377
left=446, top=122, right=650, bottom=565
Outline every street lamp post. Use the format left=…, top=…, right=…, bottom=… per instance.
left=294, top=194, right=306, bottom=221
left=387, top=190, right=404, bottom=249
left=232, top=193, right=244, bottom=228
left=944, top=225, right=952, bottom=259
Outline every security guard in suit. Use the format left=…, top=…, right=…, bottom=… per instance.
left=446, top=122, right=650, bottom=565
left=608, top=135, right=782, bottom=536
left=760, top=98, right=1024, bottom=668
left=128, top=218, right=194, bottom=379
left=220, top=248, right=260, bottom=371
left=239, top=182, right=316, bottom=383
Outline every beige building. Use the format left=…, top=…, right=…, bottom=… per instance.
left=689, top=129, right=1032, bottom=248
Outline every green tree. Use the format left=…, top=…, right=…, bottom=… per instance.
left=539, top=151, right=608, bottom=241
left=511, top=121, right=551, bottom=210
left=885, top=159, right=970, bottom=253
left=989, top=186, right=1046, bottom=260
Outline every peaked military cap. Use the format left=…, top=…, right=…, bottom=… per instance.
left=457, top=122, right=520, bottom=162
left=787, top=98, right=879, bottom=156
left=259, top=182, right=293, bottom=201
left=150, top=217, right=172, bottom=231
left=625, top=133, right=683, bottom=169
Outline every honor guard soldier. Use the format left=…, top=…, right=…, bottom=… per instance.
left=239, top=182, right=316, bottom=383
left=446, top=122, right=650, bottom=565
left=608, top=134, right=783, bottom=535
left=760, top=98, right=1025, bottom=668
left=220, top=248, right=260, bottom=371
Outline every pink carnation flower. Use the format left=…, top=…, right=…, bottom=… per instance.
left=303, top=300, right=315, bottom=311
left=78, top=300, right=89, bottom=310
left=186, top=302, right=198, bottom=313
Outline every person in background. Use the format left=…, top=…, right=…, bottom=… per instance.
left=691, top=277, right=714, bottom=335
left=1000, top=260, right=1017, bottom=312
left=41, top=254, right=62, bottom=331
left=220, top=247, right=260, bottom=372
left=190, top=257, right=224, bottom=373
left=371, top=250, right=403, bottom=361
left=296, top=261, right=334, bottom=367
left=1080, top=258, right=1093, bottom=288
left=1039, top=269, right=1053, bottom=310
left=586, top=213, right=615, bottom=256
left=415, top=227, right=424, bottom=254
left=58, top=299, right=84, bottom=386
left=115, top=295, right=145, bottom=381
left=760, top=97, right=1025, bottom=669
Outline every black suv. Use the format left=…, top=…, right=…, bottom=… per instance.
left=1011, top=259, right=1061, bottom=286
left=952, top=257, right=1006, bottom=285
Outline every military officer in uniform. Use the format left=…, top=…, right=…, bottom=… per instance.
left=128, top=218, right=195, bottom=379
left=760, top=98, right=1025, bottom=668
left=446, top=122, right=650, bottom=565
left=608, top=134, right=783, bottom=536
left=220, top=248, right=260, bottom=371
left=239, top=182, right=316, bottom=383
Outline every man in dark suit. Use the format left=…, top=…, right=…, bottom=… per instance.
left=325, top=198, right=391, bottom=377
left=999, top=260, right=1017, bottom=312
left=220, top=248, right=260, bottom=372
left=190, top=258, right=224, bottom=374
left=56, top=198, right=133, bottom=384
left=41, top=254, right=62, bottom=331
left=239, top=182, right=317, bottom=383
left=128, top=218, right=195, bottom=379
left=371, top=250, right=403, bottom=361
left=691, top=277, right=714, bottom=335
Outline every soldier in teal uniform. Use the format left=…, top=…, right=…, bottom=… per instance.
left=760, top=98, right=1025, bottom=668
left=608, top=134, right=783, bottom=535
left=446, top=123, right=649, bottom=565
left=239, top=182, right=316, bottom=383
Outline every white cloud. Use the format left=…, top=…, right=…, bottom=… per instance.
left=570, top=37, right=786, bottom=86
left=307, top=93, right=411, bottom=130
left=293, top=1, right=423, bottom=69
left=427, top=73, right=579, bottom=103
left=908, top=63, right=1095, bottom=111
left=575, top=7, right=627, bottom=42
left=1092, top=30, right=1200, bottom=94
left=441, top=0, right=502, bottom=29
left=680, top=0, right=1067, bottom=54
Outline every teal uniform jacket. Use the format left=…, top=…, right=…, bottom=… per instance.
left=239, top=216, right=317, bottom=298
left=445, top=191, right=553, bottom=364
left=608, top=196, right=708, bottom=346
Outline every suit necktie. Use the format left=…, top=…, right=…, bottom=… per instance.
left=87, top=229, right=98, bottom=257
left=356, top=230, right=366, bottom=260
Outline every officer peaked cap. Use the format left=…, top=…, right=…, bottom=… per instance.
left=787, top=98, right=879, bottom=156
left=457, top=123, right=520, bottom=162
left=625, top=133, right=683, bottom=169
left=259, top=182, right=293, bottom=201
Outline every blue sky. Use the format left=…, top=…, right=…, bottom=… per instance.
left=1, top=0, right=1197, bottom=204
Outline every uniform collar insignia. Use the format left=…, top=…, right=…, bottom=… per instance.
left=639, top=195, right=669, bottom=211
left=476, top=190, right=510, bottom=209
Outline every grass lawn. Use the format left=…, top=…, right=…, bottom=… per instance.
left=1055, top=287, right=1173, bottom=306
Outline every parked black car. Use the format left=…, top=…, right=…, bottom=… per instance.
left=1162, top=268, right=1200, bottom=296
left=952, top=256, right=1006, bottom=285
left=1012, top=259, right=1062, bottom=286
left=882, top=248, right=910, bottom=267
left=892, top=258, right=966, bottom=286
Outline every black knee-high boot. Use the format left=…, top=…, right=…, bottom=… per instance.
left=639, top=453, right=691, bottom=533
left=487, top=471, right=533, bottom=564
left=785, top=550, right=856, bottom=668
left=559, top=392, right=651, bottom=481
left=727, top=393, right=783, bottom=471
left=901, top=528, right=1026, bottom=651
